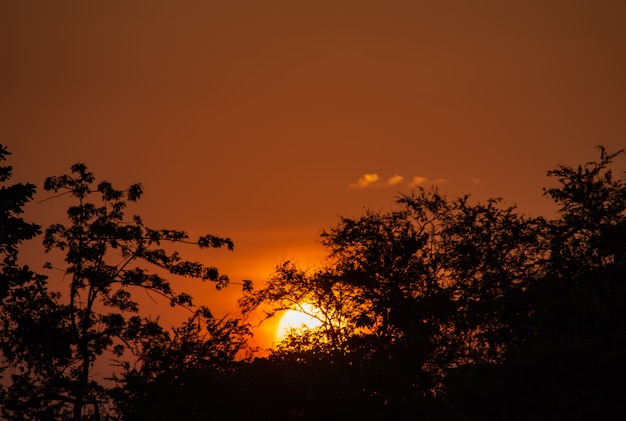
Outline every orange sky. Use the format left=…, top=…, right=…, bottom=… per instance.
left=2, top=0, right=626, bottom=350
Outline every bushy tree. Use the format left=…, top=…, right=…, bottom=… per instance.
left=241, top=189, right=546, bottom=414
left=111, top=307, right=252, bottom=420
left=241, top=146, right=625, bottom=418
left=446, top=146, right=626, bottom=420
left=240, top=261, right=365, bottom=356
left=544, top=145, right=626, bottom=281
left=6, top=143, right=624, bottom=419
left=535, top=147, right=626, bottom=343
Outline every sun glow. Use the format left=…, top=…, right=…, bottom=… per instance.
left=275, top=303, right=323, bottom=342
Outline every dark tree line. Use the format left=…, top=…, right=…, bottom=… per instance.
left=1, top=144, right=625, bottom=419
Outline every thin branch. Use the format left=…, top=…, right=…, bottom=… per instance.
left=36, top=190, right=72, bottom=204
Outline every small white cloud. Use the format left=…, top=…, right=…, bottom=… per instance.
left=349, top=173, right=380, bottom=188
left=409, top=176, right=428, bottom=187
left=471, top=177, right=482, bottom=184
left=432, top=178, right=449, bottom=184
left=387, top=174, right=404, bottom=186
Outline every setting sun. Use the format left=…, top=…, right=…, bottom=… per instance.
left=275, top=303, right=323, bottom=341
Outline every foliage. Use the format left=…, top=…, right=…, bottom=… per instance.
left=2, top=144, right=625, bottom=419
left=242, top=189, right=546, bottom=396
left=523, top=146, right=626, bottom=347
left=544, top=145, right=626, bottom=280
left=0, top=156, right=246, bottom=420
left=240, top=261, right=364, bottom=354
left=0, top=144, right=60, bottom=419
left=0, top=145, right=41, bottom=273
left=240, top=145, right=626, bottom=418
left=444, top=146, right=626, bottom=419
left=110, top=307, right=252, bottom=420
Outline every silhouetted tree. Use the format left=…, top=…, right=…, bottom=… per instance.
left=0, top=144, right=42, bottom=299
left=544, top=145, right=626, bottom=282
left=534, top=146, right=626, bottom=345
left=240, top=261, right=364, bottom=355
left=241, top=187, right=546, bottom=416
left=430, top=195, right=547, bottom=362
left=110, top=307, right=252, bottom=420
left=0, top=159, right=248, bottom=420
left=445, top=146, right=626, bottom=419
left=0, top=145, right=68, bottom=420
left=6, top=143, right=624, bottom=419
left=167, top=145, right=626, bottom=419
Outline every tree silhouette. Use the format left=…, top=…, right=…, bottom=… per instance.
left=1, top=158, right=248, bottom=420
left=240, top=189, right=546, bottom=415
left=111, top=308, right=252, bottom=420
left=446, top=146, right=626, bottom=419
left=240, top=261, right=363, bottom=355
left=536, top=146, right=626, bottom=346
left=0, top=144, right=57, bottom=419
left=544, top=146, right=626, bottom=281
left=240, top=146, right=625, bottom=418
left=3, top=144, right=625, bottom=419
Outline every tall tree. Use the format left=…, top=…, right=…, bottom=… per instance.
left=1, top=160, right=245, bottom=420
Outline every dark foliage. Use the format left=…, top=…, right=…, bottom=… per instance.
left=239, top=145, right=626, bottom=419
left=444, top=146, right=626, bottom=419
left=111, top=308, right=252, bottom=420
left=2, top=145, right=625, bottom=419
left=0, top=151, right=248, bottom=420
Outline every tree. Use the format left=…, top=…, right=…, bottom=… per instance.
left=429, top=195, right=547, bottom=362
left=445, top=146, right=626, bottom=420
left=526, top=146, right=626, bottom=347
left=110, top=307, right=252, bottom=420
left=241, top=188, right=545, bottom=415
left=0, top=144, right=62, bottom=419
left=1, top=160, right=248, bottom=420
left=0, top=144, right=42, bottom=299
left=172, top=144, right=626, bottom=419
left=544, top=145, right=626, bottom=281
left=533, top=145, right=626, bottom=357
left=240, top=261, right=365, bottom=355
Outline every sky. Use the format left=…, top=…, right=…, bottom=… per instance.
left=2, top=0, right=626, bottom=349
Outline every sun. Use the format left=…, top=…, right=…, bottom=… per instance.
left=275, top=303, right=323, bottom=341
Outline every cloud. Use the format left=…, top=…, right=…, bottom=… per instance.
left=409, top=176, right=428, bottom=187
left=471, top=177, right=482, bottom=184
left=387, top=174, right=404, bottom=186
left=349, top=173, right=448, bottom=189
left=408, top=176, right=448, bottom=187
left=349, top=173, right=380, bottom=188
